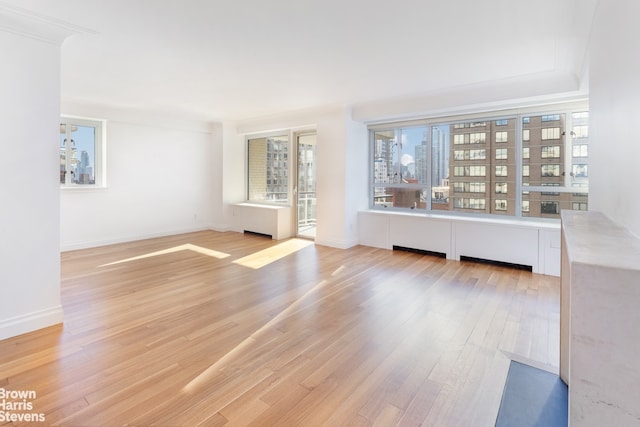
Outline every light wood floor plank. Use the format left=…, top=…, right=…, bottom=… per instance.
left=0, top=230, right=560, bottom=426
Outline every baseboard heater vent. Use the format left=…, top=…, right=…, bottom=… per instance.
left=393, top=245, right=446, bottom=259
left=244, top=230, right=273, bottom=239
left=460, top=255, right=532, bottom=272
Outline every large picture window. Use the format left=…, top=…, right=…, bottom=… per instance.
left=247, top=135, right=289, bottom=203
left=369, top=105, right=589, bottom=219
left=59, top=117, right=104, bottom=187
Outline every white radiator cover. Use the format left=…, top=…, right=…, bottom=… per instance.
left=358, top=210, right=561, bottom=276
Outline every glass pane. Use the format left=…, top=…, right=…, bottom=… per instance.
left=297, top=134, right=316, bottom=237
left=373, top=130, right=394, bottom=184
left=431, top=125, right=450, bottom=209
left=60, top=123, right=97, bottom=185
left=71, top=125, right=96, bottom=184
left=373, top=187, right=426, bottom=209
left=443, top=117, right=517, bottom=215
left=523, top=113, right=565, bottom=190
left=571, top=111, right=589, bottom=189
left=373, top=127, right=427, bottom=186
left=521, top=191, right=588, bottom=218
left=248, top=135, right=288, bottom=203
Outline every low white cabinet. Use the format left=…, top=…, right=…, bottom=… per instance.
left=234, top=203, right=292, bottom=240
left=358, top=210, right=561, bottom=276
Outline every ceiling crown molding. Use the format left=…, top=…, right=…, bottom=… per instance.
left=0, top=2, right=95, bottom=45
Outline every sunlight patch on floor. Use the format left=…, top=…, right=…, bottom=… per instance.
left=232, top=238, right=314, bottom=269
left=98, top=243, right=230, bottom=267
left=183, top=267, right=353, bottom=393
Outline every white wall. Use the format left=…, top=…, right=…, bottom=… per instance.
left=60, top=104, right=217, bottom=250
left=341, top=109, right=368, bottom=247
left=219, top=120, right=244, bottom=230
left=0, top=20, right=69, bottom=339
left=589, top=0, right=640, bottom=238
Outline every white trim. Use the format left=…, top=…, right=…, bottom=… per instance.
left=0, top=3, right=95, bottom=45
left=0, top=306, right=64, bottom=341
left=60, top=225, right=220, bottom=252
left=315, top=237, right=359, bottom=250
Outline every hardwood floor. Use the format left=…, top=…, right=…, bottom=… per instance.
left=0, top=231, right=560, bottom=426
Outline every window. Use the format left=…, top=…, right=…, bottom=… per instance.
left=247, top=135, right=289, bottom=203
left=573, top=125, right=588, bottom=138
left=541, top=201, right=559, bottom=215
left=572, top=202, right=588, bottom=211
left=470, top=166, right=486, bottom=176
left=495, top=131, right=508, bottom=143
left=470, top=149, right=486, bottom=160
left=541, top=164, right=560, bottom=177
left=454, top=182, right=486, bottom=193
left=455, top=149, right=486, bottom=160
left=456, top=166, right=486, bottom=176
left=541, top=127, right=561, bottom=140
left=470, top=133, right=486, bottom=144
left=572, top=164, right=588, bottom=177
left=573, top=144, right=588, bottom=157
left=470, top=182, right=486, bottom=193
left=454, top=198, right=486, bottom=210
left=541, top=146, right=561, bottom=158
left=59, top=117, right=104, bottom=186
left=369, top=104, right=588, bottom=219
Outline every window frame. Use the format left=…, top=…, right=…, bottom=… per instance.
left=367, top=101, right=589, bottom=220
left=246, top=131, right=291, bottom=205
left=59, top=116, right=106, bottom=189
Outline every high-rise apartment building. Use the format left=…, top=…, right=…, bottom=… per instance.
left=447, top=113, right=589, bottom=218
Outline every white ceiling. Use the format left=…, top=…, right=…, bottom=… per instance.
left=4, top=0, right=598, bottom=121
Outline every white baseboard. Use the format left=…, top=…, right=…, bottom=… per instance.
left=60, top=225, right=233, bottom=252
left=315, top=237, right=359, bottom=250
left=0, top=306, right=64, bottom=341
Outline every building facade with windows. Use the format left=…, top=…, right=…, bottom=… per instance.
left=369, top=105, right=589, bottom=220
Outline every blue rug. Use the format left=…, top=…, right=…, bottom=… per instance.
left=495, top=361, right=568, bottom=427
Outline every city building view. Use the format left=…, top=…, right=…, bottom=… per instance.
left=59, top=123, right=97, bottom=185
left=247, top=133, right=318, bottom=238
left=247, top=135, right=289, bottom=202
left=372, top=110, right=589, bottom=219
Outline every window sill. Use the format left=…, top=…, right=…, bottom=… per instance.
left=237, top=201, right=291, bottom=209
left=60, top=185, right=108, bottom=193
left=360, top=208, right=560, bottom=230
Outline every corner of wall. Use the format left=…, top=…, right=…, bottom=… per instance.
left=0, top=306, right=64, bottom=342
